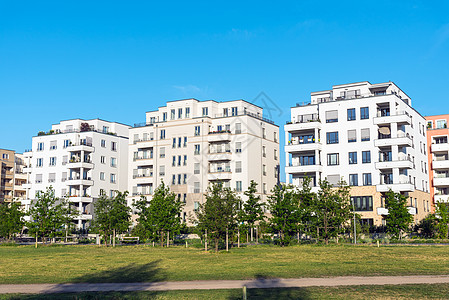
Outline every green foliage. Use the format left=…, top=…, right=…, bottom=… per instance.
left=27, top=187, right=72, bottom=242
left=0, top=201, right=24, bottom=240
left=195, top=182, right=240, bottom=252
left=415, top=214, right=438, bottom=238
left=133, top=182, right=184, bottom=246
left=238, top=180, right=264, bottom=238
left=385, top=190, right=413, bottom=239
left=93, top=191, right=131, bottom=245
left=435, top=202, right=449, bottom=239
left=266, top=183, right=300, bottom=246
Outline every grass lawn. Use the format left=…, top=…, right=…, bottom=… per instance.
left=2, top=284, right=449, bottom=299
left=0, top=244, right=448, bottom=284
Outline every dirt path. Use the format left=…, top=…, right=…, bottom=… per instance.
left=2, top=275, right=449, bottom=294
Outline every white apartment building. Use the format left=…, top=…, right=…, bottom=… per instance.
left=128, top=98, right=279, bottom=223
left=23, top=119, right=130, bottom=229
left=285, top=81, right=430, bottom=226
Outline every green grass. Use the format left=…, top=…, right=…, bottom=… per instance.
left=2, top=284, right=449, bottom=299
left=0, top=244, right=449, bottom=284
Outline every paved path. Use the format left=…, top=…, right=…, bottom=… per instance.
left=2, top=275, right=449, bottom=294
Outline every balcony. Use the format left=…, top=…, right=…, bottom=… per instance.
left=133, top=156, right=154, bottom=166
left=22, top=183, right=32, bottom=189
left=375, top=158, right=413, bottom=170
left=285, top=164, right=322, bottom=174
left=407, top=207, right=417, bottom=215
left=208, top=171, right=232, bottom=181
left=66, top=178, right=94, bottom=186
left=285, top=142, right=322, bottom=153
left=208, top=151, right=232, bottom=161
left=376, top=181, right=414, bottom=192
left=67, top=160, right=94, bottom=169
left=285, top=120, right=321, bottom=133
left=373, top=112, right=411, bottom=125
left=208, top=131, right=231, bottom=142
left=431, top=143, right=449, bottom=153
left=68, top=143, right=94, bottom=152
left=434, top=194, right=449, bottom=203
left=133, top=174, right=154, bottom=184
left=23, top=166, right=32, bottom=173
left=374, top=134, right=412, bottom=147
left=68, top=196, right=93, bottom=203
left=75, top=214, right=93, bottom=221
left=432, top=160, right=449, bottom=170
left=433, top=177, right=449, bottom=187
left=377, top=207, right=389, bottom=215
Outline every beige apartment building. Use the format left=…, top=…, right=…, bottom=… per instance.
left=0, top=149, right=28, bottom=203
left=128, top=98, right=280, bottom=223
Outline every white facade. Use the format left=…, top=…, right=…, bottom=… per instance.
left=285, top=81, right=430, bottom=225
left=24, top=119, right=130, bottom=229
left=128, top=99, right=279, bottom=223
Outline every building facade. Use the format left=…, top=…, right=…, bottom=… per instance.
left=23, top=119, right=130, bottom=229
left=285, top=81, right=431, bottom=226
left=0, top=149, right=28, bottom=204
left=425, top=115, right=449, bottom=208
left=128, top=98, right=279, bottom=223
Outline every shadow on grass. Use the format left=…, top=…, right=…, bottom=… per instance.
left=227, top=288, right=312, bottom=300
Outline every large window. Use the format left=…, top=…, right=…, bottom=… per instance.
left=351, top=196, right=373, bottom=211
left=349, top=174, right=358, bottom=186
left=360, top=107, right=369, bottom=119
left=436, top=120, right=447, bottom=129
left=348, top=130, right=356, bottom=143
left=325, top=110, right=338, bottom=123
left=349, top=152, right=357, bottom=164
left=362, top=173, right=372, bottom=186
left=160, top=129, right=166, bottom=140
left=194, top=126, right=200, bottom=136
left=347, top=108, right=356, bottom=121
left=362, top=151, right=371, bottom=163
left=326, top=132, right=339, bottom=144
left=361, top=128, right=370, bottom=141
left=300, top=156, right=315, bottom=166
left=327, top=153, right=339, bottom=166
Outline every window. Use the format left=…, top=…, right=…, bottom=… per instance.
left=325, top=110, right=338, bottom=123
left=160, top=129, right=166, bottom=140
left=183, top=174, right=187, bottom=184
left=185, top=107, right=190, bottom=118
left=349, top=174, right=358, bottom=186
left=50, top=141, right=57, bottom=150
left=170, top=109, right=175, bottom=120
left=327, top=153, right=339, bottom=166
left=133, top=134, right=139, bottom=143
left=111, top=157, right=117, bottom=167
left=101, top=156, right=105, bottom=164
left=326, top=132, right=339, bottom=144
left=183, top=194, right=187, bottom=203
left=351, top=196, right=373, bottom=211
left=262, top=146, right=266, bottom=157
left=183, top=155, right=187, bottom=166
left=172, top=156, right=176, bottom=166
left=194, top=144, right=200, bottom=155
left=349, top=152, right=357, bottom=164
left=194, top=163, right=200, bottom=174
left=263, top=183, right=267, bottom=194
left=427, top=121, right=433, bottom=129
left=363, top=173, right=372, bottom=186
left=263, top=128, right=266, bottom=138
left=178, top=174, right=182, bottom=184
left=159, top=165, right=165, bottom=176
left=62, top=156, right=68, bottom=165
left=100, top=172, right=105, bottom=181
left=178, top=155, right=182, bottom=166
left=362, top=151, right=371, bottom=163
left=263, top=164, right=267, bottom=176
left=360, top=107, right=369, bottom=119
left=202, top=107, right=208, bottom=116
left=194, top=182, right=200, bottom=193
left=235, top=123, right=241, bottom=134
left=232, top=107, right=238, bottom=116
left=111, top=142, right=117, bottom=151
left=36, top=158, right=43, bottom=167
left=48, top=173, right=56, bottom=183
left=35, top=174, right=42, bottom=183
left=236, top=142, right=242, bottom=153
left=361, top=128, right=370, bottom=141
left=103, top=126, right=109, bottom=133
left=348, top=130, right=356, bottom=143
left=101, top=140, right=106, bottom=147
left=37, top=142, right=44, bottom=151
left=194, top=201, right=200, bottom=210
left=347, top=108, right=356, bottom=121
left=160, top=147, right=165, bottom=158
left=172, top=138, right=176, bottom=148
left=274, top=132, right=277, bottom=142
left=184, top=137, right=187, bottom=147
left=274, top=149, right=278, bottom=160
left=236, top=181, right=242, bottom=192
left=110, top=174, right=116, bottom=184
left=223, top=108, right=229, bottom=117
left=194, top=126, right=200, bottom=136
left=178, top=108, right=182, bottom=119
left=110, top=190, right=115, bottom=198
left=236, top=161, right=242, bottom=173
left=178, top=137, right=182, bottom=148
left=300, top=156, right=315, bottom=165
left=49, top=157, right=56, bottom=166
left=163, top=112, right=167, bottom=121
left=63, top=139, right=70, bottom=148
left=172, top=175, right=176, bottom=185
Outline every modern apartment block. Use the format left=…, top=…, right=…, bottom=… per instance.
left=23, top=119, right=130, bottom=229
left=128, top=98, right=280, bottom=223
left=0, top=149, right=28, bottom=203
left=425, top=115, right=449, bottom=208
left=285, top=81, right=430, bottom=226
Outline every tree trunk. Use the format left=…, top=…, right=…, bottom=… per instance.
left=167, top=231, right=169, bottom=248
left=246, top=231, right=249, bottom=244
left=256, top=226, right=258, bottom=244
left=250, top=226, right=253, bottom=242
left=237, top=228, right=240, bottom=248
left=205, top=229, right=208, bottom=252
left=113, top=228, right=116, bottom=247
left=35, top=234, right=38, bottom=248
left=160, top=231, right=164, bottom=247
left=215, top=237, right=219, bottom=253
left=226, top=228, right=229, bottom=252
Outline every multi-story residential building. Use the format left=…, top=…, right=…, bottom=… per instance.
left=24, top=119, right=130, bottom=229
left=128, top=98, right=279, bottom=223
left=0, top=149, right=28, bottom=203
left=285, top=81, right=430, bottom=226
left=425, top=115, right=449, bottom=209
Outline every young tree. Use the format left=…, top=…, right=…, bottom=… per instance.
left=435, top=202, right=449, bottom=239
left=385, top=190, right=413, bottom=239
left=266, top=184, right=300, bottom=246
left=134, top=182, right=184, bottom=246
left=27, top=187, right=71, bottom=244
left=93, top=191, right=131, bottom=246
left=297, top=177, right=317, bottom=239
left=240, top=180, right=265, bottom=242
left=0, top=201, right=25, bottom=240
left=195, top=182, right=240, bottom=252
left=311, top=180, right=352, bottom=245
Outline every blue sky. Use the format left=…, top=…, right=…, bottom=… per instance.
left=1, top=0, right=449, bottom=181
